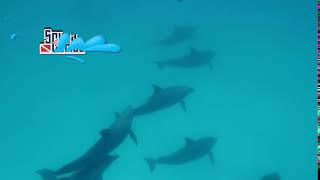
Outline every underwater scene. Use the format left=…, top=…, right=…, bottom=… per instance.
left=0, top=0, right=317, bottom=179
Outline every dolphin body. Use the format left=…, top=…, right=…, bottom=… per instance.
left=261, top=173, right=281, bottom=180
left=156, top=48, right=214, bottom=69
left=37, top=155, right=119, bottom=180
left=145, top=137, right=217, bottom=172
left=133, top=85, right=194, bottom=116
left=155, top=26, right=196, bottom=46
left=50, top=107, right=136, bottom=176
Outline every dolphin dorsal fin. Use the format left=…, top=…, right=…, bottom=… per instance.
left=100, top=128, right=111, bottom=136
left=114, top=112, right=120, bottom=119
left=152, top=85, right=163, bottom=94
left=184, top=137, right=195, bottom=147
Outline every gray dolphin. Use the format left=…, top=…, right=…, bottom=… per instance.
left=36, top=155, right=119, bottom=180
left=154, top=26, right=196, bottom=46
left=133, top=85, right=194, bottom=116
left=144, top=137, right=217, bottom=172
left=51, top=106, right=136, bottom=176
left=261, top=173, right=281, bottom=180
left=156, top=48, right=215, bottom=69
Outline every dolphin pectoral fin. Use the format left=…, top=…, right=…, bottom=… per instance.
left=129, top=130, right=138, bottom=146
left=180, top=100, right=186, bottom=112
left=152, top=85, right=163, bottom=94
left=208, top=151, right=214, bottom=166
left=145, top=158, right=157, bottom=172
left=36, top=169, right=58, bottom=180
left=55, top=157, right=88, bottom=176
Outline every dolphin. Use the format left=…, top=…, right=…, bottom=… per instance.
left=36, top=155, right=119, bottom=180
left=154, top=26, right=196, bottom=46
left=156, top=48, right=215, bottom=69
left=261, top=173, right=281, bottom=180
left=133, top=85, right=194, bottom=116
left=144, top=137, right=217, bottom=172
left=51, top=106, right=136, bottom=176
left=10, top=33, right=20, bottom=40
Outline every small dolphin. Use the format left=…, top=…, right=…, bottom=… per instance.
left=10, top=33, right=20, bottom=40
left=145, top=137, right=217, bottom=172
left=154, top=25, right=196, bottom=46
left=53, top=106, right=136, bottom=176
left=156, top=48, right=214, bottom=69
left=133, top=85, right=194, bottom=116
left=37, top=155, right=119, bottom=180
left=261, top=173, right=281, bottom=180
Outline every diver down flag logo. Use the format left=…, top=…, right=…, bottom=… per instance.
left=40, top=44, right=52, bottom=54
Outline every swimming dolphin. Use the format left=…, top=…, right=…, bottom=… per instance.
left=133, top=85, right=194, bottom=116
left=10, top=33, right=20, bottom=40
left=144, top=137, right=217, bottom=172
left=154, top=26, right=196, bottom=46
left=36, top=155, right=119, bottom=180
left=156, top=48, right=214, bottom=69
left=52, top=106, right=136, bottom=176
left=261, top=173, right=281, bottom=180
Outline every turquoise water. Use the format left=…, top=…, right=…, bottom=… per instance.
left=0, top=0, right=316, bottom=179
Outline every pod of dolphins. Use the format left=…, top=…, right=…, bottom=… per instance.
left=36, top=26, right=281, bottom=180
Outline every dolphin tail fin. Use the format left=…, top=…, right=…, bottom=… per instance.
left=155, top=62, right=165, bottom=69
left=129, top=130, right=138, bottom=146
left=36, top=169, right=57, bottom=180
left=144, top=158, right=157, bottom=172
